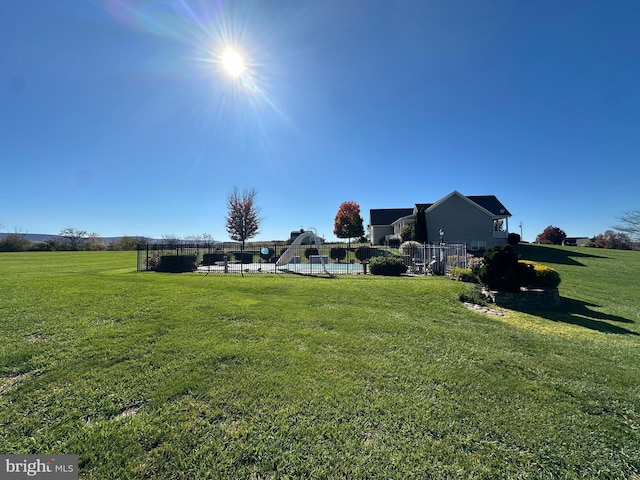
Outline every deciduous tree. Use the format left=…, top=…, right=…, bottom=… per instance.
left=0, top=233, right=31, bottom=252
left=333, top=201, right=364, bottom=247
left=535, top=226, right=566, bottom=245
left=225, top=188, right=260, bottom=251
left=614, top=210, right=640, bottom=243
left=85, top=233, right=107, bottom=251
left=161, top=235, right=179, bottom=248
left=59, top=227, right=88, bottom=250
left=593, top=230, right=632, bottom=250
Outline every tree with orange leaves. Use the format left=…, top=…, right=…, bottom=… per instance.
left=333, top=201, right=365, bottom=247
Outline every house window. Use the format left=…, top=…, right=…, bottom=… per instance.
left=470, top=241, right=486, bottom=251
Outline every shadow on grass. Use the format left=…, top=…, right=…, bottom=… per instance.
left=535, top=297, right=639, bottom=335
left=516, top=244, right=607, bottom=266
left=275, top=269, right=338, bottom=279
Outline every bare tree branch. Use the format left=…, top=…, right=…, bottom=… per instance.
left=225, top=188, right=260, bottom=250
left=613, top=210, right=640, bottom=241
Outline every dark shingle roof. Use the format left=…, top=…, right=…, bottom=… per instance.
left=370, top=208, right=413, bottom=226
left=467, top=195, right=511, bottom=216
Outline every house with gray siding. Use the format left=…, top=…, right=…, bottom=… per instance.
left=369, top=191, right=512, bottom=250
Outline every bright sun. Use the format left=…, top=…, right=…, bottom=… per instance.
left=221, top=48, right=246, bottom=77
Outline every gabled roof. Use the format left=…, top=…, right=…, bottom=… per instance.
left=370, top=208, right=413, bottom=226
left=424, top=191, right=511, bottom=218
left=413, top=203, right=432, bottom=213
left=467, top=195, right=511, bottom=217
left=370, top=192, right=511, bottom=227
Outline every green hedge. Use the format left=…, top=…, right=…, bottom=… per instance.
left=156, top=255, right=197, bottom=273
left=233, top=252, right=254, bottom=263
left=202, top=253, right=226, bottom=264
left=369, top=256, right=407, bottom=276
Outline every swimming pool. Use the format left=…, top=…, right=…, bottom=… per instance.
left=196, top=261, right=367, bottom=275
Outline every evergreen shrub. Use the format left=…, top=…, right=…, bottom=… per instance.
left=369, top=256, right=407, bottom=276
left=304, top=247, right=319, bottom=259
left=202, top=253, right=225, bottom=264
left=233, top=252, right=254, bottom=263
left=355, top=246, right=373, bottom=262
left=156, top=255, right=197, bottom=273
left=508, top=233, right=521, bottom=245
left=473, top=246, right=562, bottom=291
left=474, top=245, right=521, bottom=292
left=329, top=247, right=347, bottom=262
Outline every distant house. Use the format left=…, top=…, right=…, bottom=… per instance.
left=369, top=190, right=512, bottom=251
left=289, top=229, right=316, bottom=245
left=564, top=237, right=590, bottom=247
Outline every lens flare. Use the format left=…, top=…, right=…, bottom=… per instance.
left=102, top=0, right=294, bottom=171
left=221, top=48, right=246, bottom=77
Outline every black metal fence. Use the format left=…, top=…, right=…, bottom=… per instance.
left=136, top=242, right=468, bottom=275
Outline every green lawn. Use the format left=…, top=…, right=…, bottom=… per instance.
left=0, top=247, right=638, bottom=479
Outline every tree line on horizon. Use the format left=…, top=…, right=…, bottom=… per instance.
left=0, top=189, right=368, bottom=252
left=534, top=210, right=640, bottom=250
left=2, top=205, right=638, bottom=252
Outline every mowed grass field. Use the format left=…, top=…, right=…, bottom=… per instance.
left=0, top=246, right=638, bottom=479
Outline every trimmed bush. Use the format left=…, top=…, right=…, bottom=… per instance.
left=202, top=253, right=226, bottom=265
left=329, top=247, right=347, bottom=262
left=233, top=252, right=254, bottom=263
left=355, top=246, right=373, bottom=262
left=369, top=256, right=407, bottom=276
left=519, top=261, right=561, bottom=288
left=304, top=247, right=319, bottom=259
left=156, top=255, right=197, bottom=273
left=508, top=232, right=521, bottom=245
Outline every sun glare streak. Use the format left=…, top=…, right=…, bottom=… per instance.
left=103, top=0, right=294, bottom=169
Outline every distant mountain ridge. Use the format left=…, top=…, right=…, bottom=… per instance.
left=0, top=233, right=156, bottom=244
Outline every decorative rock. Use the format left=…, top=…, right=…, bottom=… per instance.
left=463, top=302, right=506, bottom=316
left=483, top=287, right=561, bottom=310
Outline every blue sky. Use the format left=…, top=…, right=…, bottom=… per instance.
left=1, top=0, right=639, bottom=242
